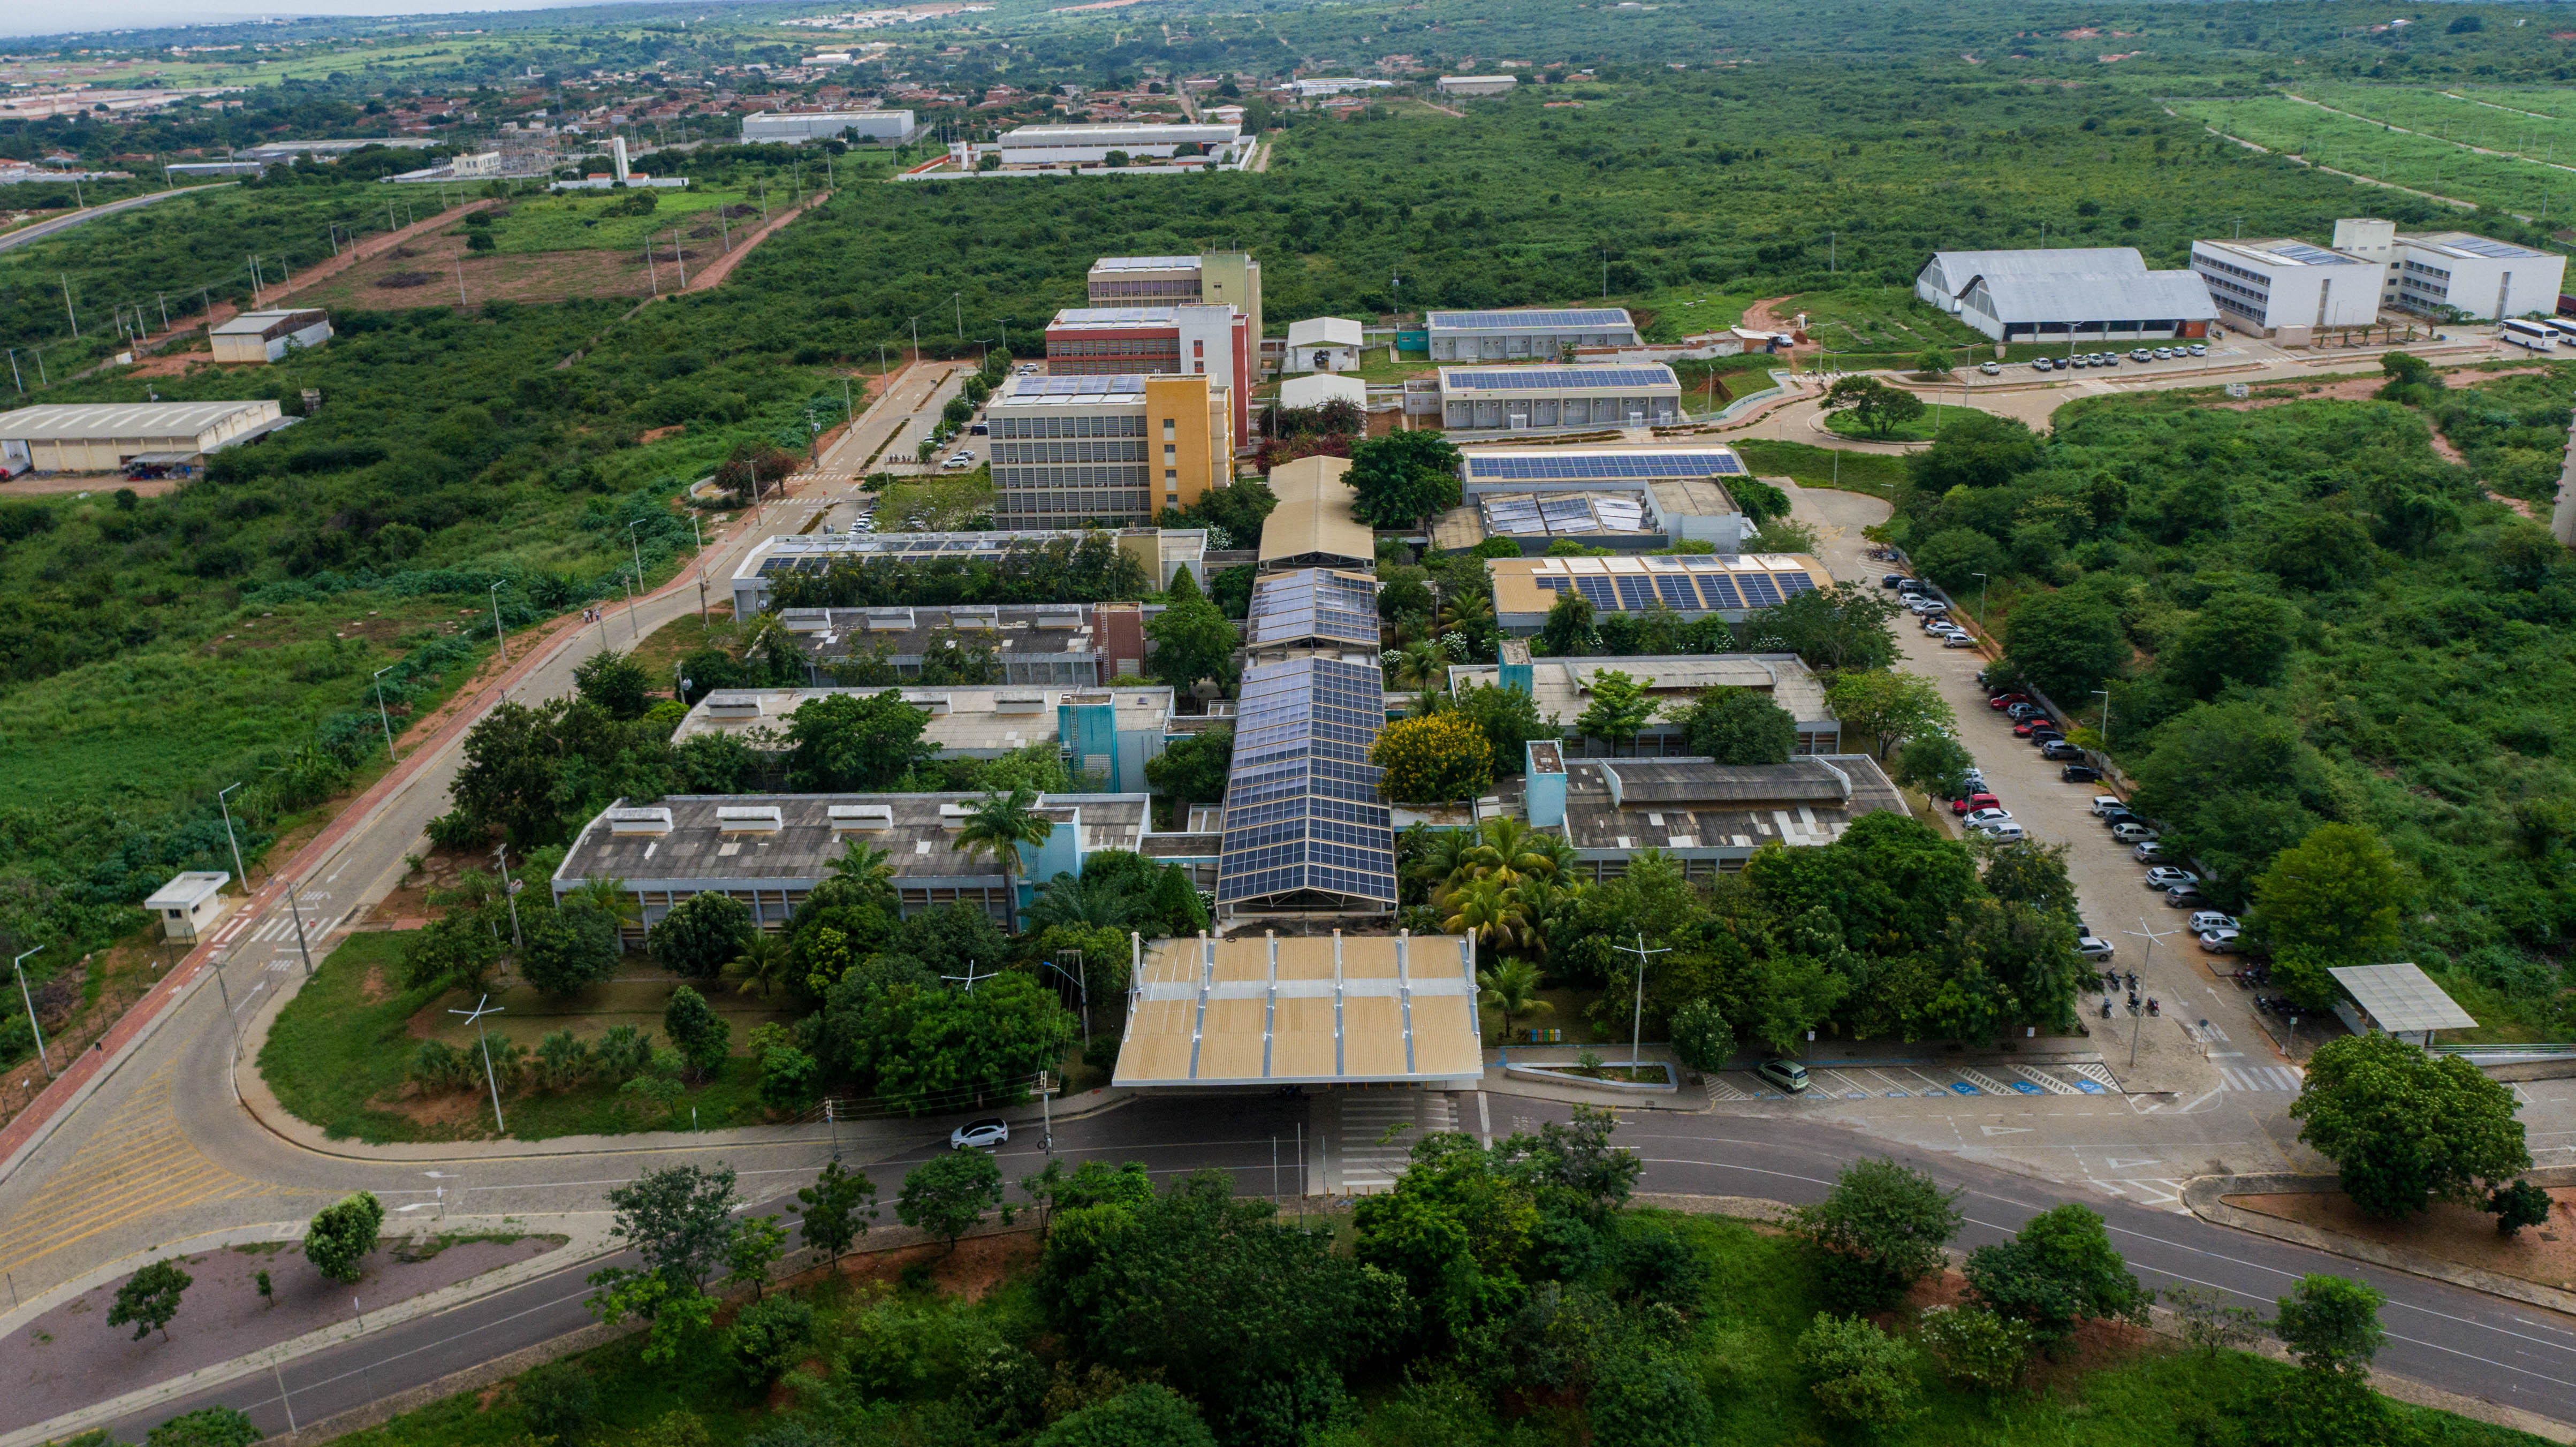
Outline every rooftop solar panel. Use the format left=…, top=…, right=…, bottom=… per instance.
left=1441, top=366, right=1678, bottom=390
left=1247, top=568, right=1379, bottom=647
left=1426, top=309, right=1634, bottom=330
left=1463, top=451, right=1746, bottom=481
left=2438, top=235, right=2545, bottom=260
left=2266, top=241, right=2353, bottom=266
left=1697, top=574, right=1742, bottom=609
left=1216, top=658, right=1396, bottom=908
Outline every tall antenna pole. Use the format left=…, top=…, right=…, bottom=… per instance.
left=2120, top=918, right=2178, bottom=1070
left=450, top=995, right=508, bottom=1134
left=942, top=959, right=1000, bottom=992
left=1609, top=933, right=1670, bottom=1066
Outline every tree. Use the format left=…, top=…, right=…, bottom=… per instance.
left=402, top=905, right=506, bottom=993
left=899, top=1149, right=1007, bottom=1250
left=956, top=786, right=1055, bottom=932
left=1980, top=838, right=2079, bottom=918
left=2167, top=590, right=2300, bottom=697
left=1744, top=583, right=1899, bottom=673
left=109, top=1259, right=192, bottom=1341
left=303, top=1191, right=386, bottom=1284
left=1538, top=588, right=1597, bottom=656
left=1962, top=1203, right=2148, bottom=1343
left=1823, top=669, right=1955, bottom=759
left=662, top=985, right=731, bottom=1078
left=723, top=1214, right=789, bottom=1298
left=2291, top=1033, right=2529, bottom=1218
left=1146, top=569, right=1241, bottom=694
left=1668, top=996, right=1731, bottom=1073
left=846, top=972, right=1070, bottom=1113
left=724, top=931, right=795, bottom=1000
left=1143, top=726, right=1232, bottom=805
left=1665, top=687, right=1795, bottom=765
left=515, top=1362, right=597, bottom=1441
left=1034, top=1384, right=1218, bottom=1447
left=2002, top=590, right=2129, bottom=702
left=1795, top=1313, right=1915, bottom=1429
left=1731, top=475, right=1791, bottom=528
left=573, top=651, right=656, bottom=721
left=726, top=1295, right=817, bottom=1385
left=758, top=1046, right=817, bottom=1111
left=2162, top=1285, right=2265, bottom=1358
left=648, top=892, right=751, bottom=979
left=1787, top=1157, right=1964, bottom=1311
left=1371, top=713, right=1495, bottom=804
left=2275, top=1274, right=2385, bottom=1376
left=146, top=1407, right=263, bottom=1447
left=1477, top=959, right=1550, bottom=1041
left=1574, top=669, right=1656, bottom=748
left=1908, top=527, right=2007, bottom=596
left=1905, top=410, right=2039, bottom=491
left=1891, top=733, right=1978, bottom=799
left=1450, top=681, right=1555, bottom=773
left=1346, top=428, right=1463, bottom=528
left=1917, top=1304, right=2032, bottom=1392
left=604, top=1163, right=739, bottom=1288
left=2492, top=1178, right=2553, bottom=1237
left=519, top=901, right=621, bottom=995
left=794, top=1160, right=878, bottom=1265
left=1914, top=347, right=1957, bottom=379
left=2251, top=824, right=2405, bottom=981
left=784, top=691, right=938, bottom=791
left=1822, top=374, right=1926, bottom=437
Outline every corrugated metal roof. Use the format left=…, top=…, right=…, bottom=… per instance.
left=1259, top=456, right=1374, bottom=565
left=2328, top=963, right=2479, bottom=1033
left=0, top=400, right=276, bottom=440
left=1602, top=757, right=1852, bottom=806
left=1278, top=373, right=1365, bottom=410
left=1970, top=269, right=2217, bottom=325
left=211, top=308, right=325, bottom=336
left=1921, top=248, right=2145, bottom=296
left=1090, top=255, right=1200, bottom=271
left=1002, top=123, right=1238, bottom=143
left=1427, top=308, right=1633, bottom=330
left=1440, top=364, right=1677, bottom=392
left=1285, top=316, right=1364, bottom=348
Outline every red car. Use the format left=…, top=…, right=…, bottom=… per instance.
left=2012, top=718, right=2057, bottom=737
left=1988, top=693, right=2030, bottom=711
left=1951, top=791, right=2001, bottom=815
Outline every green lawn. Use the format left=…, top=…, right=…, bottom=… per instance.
left=479, top=186, right=760, bottom=256
left=2170, top=94, right=2576, bottom=220
left=260, top=932, right=790, bottom=1143
left=1732, top=437, right=1911, bottom=500
left=1823, top=408, right=1944, bottom=443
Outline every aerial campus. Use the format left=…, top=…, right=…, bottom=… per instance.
left=4, top=4, right=2576, bottom=1446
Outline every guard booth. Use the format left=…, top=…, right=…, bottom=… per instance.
left=144, top=871, right=233, bottom=944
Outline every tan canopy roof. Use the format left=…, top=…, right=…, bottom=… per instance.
left=1259, top=454, right=1374, bottom=569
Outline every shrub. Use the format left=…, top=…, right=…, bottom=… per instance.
left=1795, top=1312, right=1914, bottom=1428
left=515, top=1362, right=597, bottom=1440
left=303, top=1192, right=386, bottom=1284
left=1370, top=713, right=1495, bottom=804
left=1917, top=1304, right=2031, bottom=1392
left=145, top=1407, right=262, bottom=1447
left=727, top=1296, right=819, bottom=1384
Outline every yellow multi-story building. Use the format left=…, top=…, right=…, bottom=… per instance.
left=987, top=372, right=1232, bottom=530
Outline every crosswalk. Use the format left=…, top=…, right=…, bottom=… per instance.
left=1339, top=1089, right=1456, bottom=1193
left=1719, top=1062, right=2114, bottom=1101
left=2217, top=1064, right=2304, bottom=1092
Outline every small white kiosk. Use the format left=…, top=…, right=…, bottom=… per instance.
left=144, top=871, right=233, bottom=944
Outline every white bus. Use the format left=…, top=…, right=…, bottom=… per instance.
left=2542, top=316, right=2576, bottom=344
left=2501, top=317, right=2558, bottom=351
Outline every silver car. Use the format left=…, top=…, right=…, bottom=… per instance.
left=2198, top=928, right=2242, bottom=954
left=2188, top=911, right=2239, bottom=933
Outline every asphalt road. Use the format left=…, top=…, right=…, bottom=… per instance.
left=0, top=184, right=234, bottom=257
left=102, top=1097, right=2576, bottom=1440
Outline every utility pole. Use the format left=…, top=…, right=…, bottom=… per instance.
left=625, top=520, right=648, bottom=610
left=2092, top=688, right=2113, bottom=750
left=942, top=961, right=1000, bottom=992
left=1972, top=572, right=1989, bottom=630
left=373, top=665, right=400, bottom=760
left=60, top=274, right=77, bottom=337
left=689, top=513, right=708, bottom=621
left=217, top=781, right=250, bottom=887
left=953, top=290, right=963, bottom=338
left=450, top=995, right=508, bottom=1134
left=284, top=878, right=315, bottom=978
left=489, top=581, right=510, bottom=662
left=1610, top=933, right=1669, bottom=1066
left=673, top=227, right=687, bottom=288
left=12, top=947, right=49, bottom=1079
left=493, top=844, right=524, bottom=948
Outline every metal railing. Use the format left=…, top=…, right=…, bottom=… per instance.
left=2429, top=1042, right=2576, bottom=1058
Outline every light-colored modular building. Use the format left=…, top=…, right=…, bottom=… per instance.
left=209, top=308, right=332, bottom=364
left=1282, top=316, right=1364, bottom=373
left=670, top=684, right=1175, bottom=794
left=1425, top=307, right=1639, bottom=361
left=1436, top=363, right=1680, bottom=430
left=731, top=529, right=1209, bottom=614
left=1438, top=75, right=1521, bottom=97
left=2190, top=237, right=2382, bottom=333
left=0, top=399, right=288, bottom=475
left=2329, top=217, right=2568, bottom=321
left=740, top=109, right=920, bottom=144
left=996, top=123, right=1243, bottom=166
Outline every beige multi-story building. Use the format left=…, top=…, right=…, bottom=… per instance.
left=1084, top=252, right=1263, bottom=353
left=988, top=372, right=1233, bottom=530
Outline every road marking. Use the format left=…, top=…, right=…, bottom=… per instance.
left=1979, top=1125, right=2033, bottom=1136
left=2218, top=1065, right=2303, bottom=1092
left=2011, top=1065, right=2083, bottom=1095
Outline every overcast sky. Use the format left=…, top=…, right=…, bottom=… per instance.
left=2, top=0, right=636, bottom=41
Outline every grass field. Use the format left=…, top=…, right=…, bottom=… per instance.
left=260, top=931, right=796, bottom=1143
left=2170, top=94, right=2576, bottom=222
left=2287, top=82, right=2576, bottom=166
left=478, top=186, right=765, bottom=257
left=1823, top=408, right=1944, bottom=443
left=1732, top=437, right=1911, bottom=501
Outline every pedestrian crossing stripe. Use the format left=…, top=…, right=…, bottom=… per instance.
left=2218, top=1065, right=2304, bottom=1092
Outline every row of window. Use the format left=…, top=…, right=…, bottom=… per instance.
left=2397, top=275, right=2451, bottom=300
left=2401, top=259, right=2453, bottom=281
left=1050, top=338, right=1182, bottom=357
left=2197, top=270, right=2270, bottom=307
left=1047, top=358, right=1183, bottom=377
left=1996, top=320, right=2188, bottom=337
left=2193, top=254, right=2273, bottom=288
left=994, top=463, right=1150, bottom=485
left=991, top=414, right=1147, bottom=439
left=1088, top=280, right=1200, bottom=301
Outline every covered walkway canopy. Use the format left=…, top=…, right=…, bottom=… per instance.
left=1113, top=932, right=1485, bottom=1087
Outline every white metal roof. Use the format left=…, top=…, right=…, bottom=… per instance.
left=1285, top=316, right=1364, bottom=349
left=211, top=309, right=325, bottom=336
left=2328, top=963, right=2479, bottom=1033
left=143, top=871, right=229, bottom=909
left=2402, top=231, right=2552, bottom=262
left=1090, top=255, right=1200, bottom=272
left=1971, top=269, right=2217, bottom=325
left=2200, top=238, right=2373, bottom=269
left=1427, top=307, right=1634, bottom=331
left=1001, top=123, right=1238, bottom=144
left=0, top=400, right=276, bottom=440
left=1278, top=373, right=1366, bottom=411
left=1921, top=247, right=2146, bottom=295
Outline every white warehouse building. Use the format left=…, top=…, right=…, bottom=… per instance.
left=741, top=110, right=920, bottom=144
left=994, top=123, right=1243, bottom=166
left=1426, top=307, right=1639, bottom=361
left=2190, top=237, right=2383, bottom=333
left=2329, top=218, right=2568, bottom=321
left=1914, top=248, right=2217, bottom=343
left=1437, top=364, right=1681, bottom=431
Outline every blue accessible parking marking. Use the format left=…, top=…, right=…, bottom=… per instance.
left=1948, top=1082, right=1981, bottom=1095
left=2009, top=1081, right=2045, bottom=1095
left=2067, top=1078, right=2106, bottom=1094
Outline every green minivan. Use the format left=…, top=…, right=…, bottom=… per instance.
left=1755, top=1058, right=1810, bottom=1094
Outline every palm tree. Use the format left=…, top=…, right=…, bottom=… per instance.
left=1478, top=959, right=1553, bottom=1044
left=830, top=838, right=896, bottom=886
left=723, top=931, right=793, bottom=999
left=1390, top=640, right=1447, bottom=691
left=1509, top=874, right=1576, bottom=962
left=1409, top=826, right=1482, bottom=898
left=1471, top=817, right=1559, bottom=880
left=1024, top=871, right=1139, bottom=932
left=1442, top=876, right=1534, bottom=954
left=955, top=786, right=1054, bottom=933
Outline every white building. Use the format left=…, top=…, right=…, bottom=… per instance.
left=0, top=399, right=288, bottom=474
left=143, top=871, right=231, bottom=943
left=1277, top=372, right=1366, bottom=414
left=1915, top=248, right=2217, bottom=344
left=1282, top=316, right=1364, bottom=373
left=2190, top=237, right=2382, bottom=334
left=1437, top=363, right=1680, bottom=431
left=742, top=109, right=920, bottom=144
left=2330, top=217, right=2568, bottom=321
left=1438, top=75, right=1519, bottom=97
left=209, top=309, right=332, bottom=364
left=1288, top=78, right=1394, bottom=98
left=1426, top=307, right=1639, bottom=361
left=993, top=123, right=1243, bottom=166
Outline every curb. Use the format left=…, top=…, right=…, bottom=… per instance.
left=2180, top=1168, right=2576, bottom=1317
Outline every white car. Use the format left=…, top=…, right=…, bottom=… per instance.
left=1979, top=361, right=2001, bottom=375
left=1963, top=808, right=2013, bottom=828
left=949, top=1117, right=1009, bottom=1150
left=2032, top=357, right=2054, bottom=372
left=1942, top=633, right=1979, bottom=648
left=2188, top=911, right=2240, bottom=933
left=2144, top=866, right=2199, bottom=890
left=2132, top=841, right=2165, bottom=862
left=1973, top=821, right=2027, bottom=841
left=2089, top=795, right=2125, bottom=818
left=2077, top=935, right=2115, bottom=959
left=2198, top=928, right=2243, bottom=954
left=2111, top=822, right=2159, bottom=843
left=2187, top=344, right=2208, bottom=356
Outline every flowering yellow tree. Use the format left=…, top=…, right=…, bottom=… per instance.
left=1371, top=713, right=1495, bottom=805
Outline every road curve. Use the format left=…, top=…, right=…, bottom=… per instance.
left=0, top=183, right=236, bottom=257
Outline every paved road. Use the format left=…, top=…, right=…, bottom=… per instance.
left=95, top=1097, right=2576, bottom=1441
left=0, top=184, right=234, bottom=257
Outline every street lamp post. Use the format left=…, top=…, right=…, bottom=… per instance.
left=2092, top=688, right=2113, bottom=750
left=1611, top=933, right=1669, bottom=1066
left=217, top=781, right=250, bottom=887
left=1971, top=572, right=1989, bottom=631
left=493, top=844, right=524, bottom=948
left=284, top=878, right=315, bottom=977
left=689, top=513, right=708, bottom=621
left=450, top=995, right=508, bottom=1135
left=12, top=947, right=50, bottom=1079
left=371, top=665, right=400, bottom=760
left=488, top=582, right=508, bottom=663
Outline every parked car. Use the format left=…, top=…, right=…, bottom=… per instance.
left=1881, top=574, right=1906, bottom=589
left=2188, top=911, right=2240, bottom=934
left=968, top=421, right=989, bottom=435
left=1964, top=808, right=2014, bottom=828
left=2077, top=935, right=2115, bottom=959
left=2040, top=740, right=2083, bottom=760
left=2198, top=928, right=2243, bottom=953
left=2133, top=841, right=2166, bottom=862
left=949, top=1117, right=1009, bottom=1150
left=1974, top=822, right=2027, bottom=841
left=1755, top=1058, right=1810, bottom=1093
left=2090, top=795, right=2126, bottom=817
left=2032, top=357, right=2054, bottom=372
left=2164, top=883, right=2204, bottom=907
left=1952, top=792, right=2002, bottom=816
left=2188, top=344, right=2208, bottom=356
left=2060, top=764, right=2102, bottom=783
left=1989, top=694, right=2031, bottom=711
left=2130, top=348, right=2152, bottom=362
left=1943, top=633, right=1979, bottom=648
left=2155, top=347, right=2176, bottom=360
left=1897, top=580, right=1926, bottom=596
left=2113, top=822, right=2160, bottom=844
left=2145, top=866, right=2198, bottom=889
left=2012, top=718, right=2057, bottom=737
left=1980, top=361, right=2001, bottom=375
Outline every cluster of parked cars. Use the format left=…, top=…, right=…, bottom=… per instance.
left=1883, top=574, right=1980, bottom=649
left=2031, top=345, right=2209, bottom=373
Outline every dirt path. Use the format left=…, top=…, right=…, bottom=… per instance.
left=678, top=189, right=826, bottom=293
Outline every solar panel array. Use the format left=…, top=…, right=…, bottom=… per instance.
left=1216, top=657, right=1397, bottom=909
left=1007, top=374, right=1152, bottom=398
left=1427, top=309, right=1632, bottom=330
left=1481, top=491, right=1652, bottom=536
left=2267, top=241, right=2352, bottom=266
left=1526, top=557, right=1821, bottom=613
left=1247, top=569, right=1381, bottom=648
left=1442, top=367, right=1677, bottom=391
left=2441, top=235, right=2544, bottom=260
left=1464, top=451, right=1746, bottom=481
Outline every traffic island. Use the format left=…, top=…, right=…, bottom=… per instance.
left=2185, top=1168, right=2576, bottom=1316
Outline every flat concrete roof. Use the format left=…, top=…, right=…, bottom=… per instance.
left=1448, top=653, right=1835, bottom=726
left=554, top=791, right=1150, bottom=893
left=1556, top=755, right=1903, bottom=855
left=670, top=684, right=1173, bottom=754
left=1114, top=932, right=1485, bottom=1087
